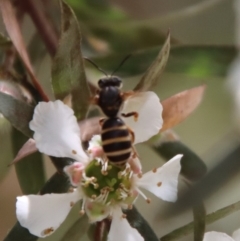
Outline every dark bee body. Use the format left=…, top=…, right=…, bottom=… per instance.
left=101, top=117, right=132, bottom=166
left=95, top=76, right=133, bottom=167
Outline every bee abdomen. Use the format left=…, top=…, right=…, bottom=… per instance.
left=101, top=118, right=132, bottom=164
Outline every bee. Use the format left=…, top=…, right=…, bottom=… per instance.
left=94, top=75, right=138, bottom=168
left=86, top=55, right=162, bottom=170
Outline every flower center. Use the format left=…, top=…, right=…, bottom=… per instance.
left=81, top=160, right=134, bottom=205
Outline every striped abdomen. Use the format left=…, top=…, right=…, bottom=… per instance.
left=101, top=117, right=132, bottom=166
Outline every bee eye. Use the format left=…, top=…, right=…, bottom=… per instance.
left=98, top=79, right=105, bottom=89
left=112, top=77, right=122, bottom=88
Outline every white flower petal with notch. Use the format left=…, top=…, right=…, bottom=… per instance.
left=16, top=190, right=82, bottom=237
left=136, top=154, right=182, bottom=202
left=29, top=100, right=88, bottom=163
left=108, top=207, right=144, bottom=241
left=121, top=91, right=163, bottom=144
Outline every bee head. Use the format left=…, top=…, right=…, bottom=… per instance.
left=98, top=76, right=122, bottom=89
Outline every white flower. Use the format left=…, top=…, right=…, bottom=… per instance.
left=16, top=100, right=181, bottom=241
left=204, top=229, right=240, bottom=241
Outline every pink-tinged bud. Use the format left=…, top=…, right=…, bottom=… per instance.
left=128, top=157, right=142, bottom=174
left=89, top=146, right=104, bottom=158
left=64, top=162, right=84, bottom=186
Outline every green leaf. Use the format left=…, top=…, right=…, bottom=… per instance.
left=52, top=0, right=90, bottom=121
left=0, top=0, right=48, bottom=101
left=124, top=206, right=159, bottom=241
left=161, top=199, right=240, bottom=241
left=151, top=133, right=207, bottom=182
left=66, top=0, right=170, bottom=53
left=4, top=172, right=71, bottom=241
left=66, top=0, right=126, bottom=22
left=91, top=45, right=237, bottom=78
left=11, top=128, right=45, bottom=194
left=60, top=215, right=89, bottom=241
left=134, top=31, right=170, bottom=91
left=0, top=92, right=33, bottom=137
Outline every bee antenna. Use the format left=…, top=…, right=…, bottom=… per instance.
left=111, top=54, right=131, bottom=76
left=84, top=57, right=108, bottom=76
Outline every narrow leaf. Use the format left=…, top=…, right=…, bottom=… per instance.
left=52, top=0, right=90, bottom=120
left=124, top=206, right=159, bottom=241
left=161, top=85, right=206, bottom=132
left=12, top=128, right=45, bottom=194
left=0, top=92, right=33, bottom=137
left=60, top=215, right=89, bottom=241
left=134, top=31, right=170, bottom=91
left=11, top=138, right=37, bottom=165
left=170, top=144, right=240, bottom=214
left=0, top=0, right=48, bottom=101
left=91, top=45, right=237, bottom=78
left=161, top=199, right=240, bottom=241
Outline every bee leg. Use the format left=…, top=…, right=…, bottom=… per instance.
left=90, top=90, right=100, bottom=105
left=127, top=127, right=135, bottom=144
left=120, top=91, right=134, bottom=100
left=121, top=112, right=139, bottom=122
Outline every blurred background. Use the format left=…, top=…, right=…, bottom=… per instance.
left=0, top=0, right=239, bottom=240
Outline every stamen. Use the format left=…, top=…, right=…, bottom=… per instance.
left=80, top=200, right=86, bottom=215
left=68, top=187, right=74, bottom=193
left=136, top=188, right=151, bottom=203
left=157, top=182, right=162, bottom=187
left=81, top=173, right=99, bottom=188
left=91, top=194, right=97, bottom=200
left=122, top=214, right=127, bottom=218
left=118, top=163, right=131, bottom=178
left=137, top=173, right=142, bottom=178
left=79, top=210, right=85, bottom=215
left=128, top=204, right=133, bottom=209
left=129, top=170, right=133, bottom=179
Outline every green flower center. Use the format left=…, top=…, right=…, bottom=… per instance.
left=81, top=160, right=134, bottom=204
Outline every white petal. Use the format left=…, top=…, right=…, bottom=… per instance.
left=136, top=154, right=182, bottom=202
left=64, top=162, right=85, bottom=186
left=121, top=92, right=163, bottom=144
left=232, top=228, right=240, bottom=241
left=16, top=190, right=82, bottom=237
left=203, top=232, right=235, bottom=241
left=108, top=207, right=144, bottom=241
left=29, top=100, right=88, bottom=162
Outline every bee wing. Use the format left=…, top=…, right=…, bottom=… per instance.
left=121, top=91, right=163, bottom=144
